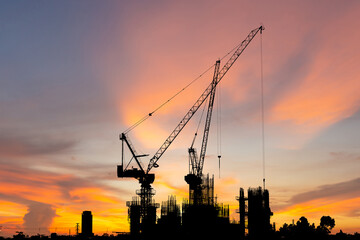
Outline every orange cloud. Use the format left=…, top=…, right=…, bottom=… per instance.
left=0, top=201, right=27, bottom=218
left=271, top=65, right=359, bottom=133
left=69, top=187, right=122, bottom=205
left=0, top=162, right=128, bottom=237
left=269, top=5, right=360, bottom=144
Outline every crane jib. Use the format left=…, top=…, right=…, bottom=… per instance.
left=146, top=26, right=264, bottom=174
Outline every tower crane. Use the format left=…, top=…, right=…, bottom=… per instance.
left=117, top=25, right=264, bottom=227
left=186, top=59, right=220, bottom=205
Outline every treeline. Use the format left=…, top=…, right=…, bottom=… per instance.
left=272, top=216, right=359, bottom=240
left=1, top=216, right=359, bottom=240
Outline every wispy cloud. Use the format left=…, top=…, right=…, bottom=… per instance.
left=267, top=5, right=360, bottom=148
left=0, top=133, right=76, bottom=158
left=273, top=178, right=360, bottom=233
left=288, top=178, right=360, bottom=205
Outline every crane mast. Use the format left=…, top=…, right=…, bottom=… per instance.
left=188, top=60, right=220, bottom=177
left=117, top=25, right=264, bottom=232
left=198, top=60, right=220, bottom=176
left=186, top=60, right=220, bottom=205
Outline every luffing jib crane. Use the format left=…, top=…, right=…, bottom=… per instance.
left=117, top=25, right=264, bottom=224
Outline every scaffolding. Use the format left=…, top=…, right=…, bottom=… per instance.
left=237, top=187, right=273, bottom=239
left=181, top=174, right=230, bottom=238
left=127, top=196, right=159, bottom=238
left=158, top=195, right=181, bottom=225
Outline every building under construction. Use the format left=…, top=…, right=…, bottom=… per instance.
left=126, top=197, right=158, bottom=239
left=237, top=187, right=274, bottom=239
left=126, top=174, right=231, bottom=239
left=126, top=175, right=273, bottom=240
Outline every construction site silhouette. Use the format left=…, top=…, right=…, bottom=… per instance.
left=5, top=193, right=360, bottom=240
left=2, top=25, right=359, bottom=240
left=125, top=181, right=273, bottom=240
left=112, top=25, right=359, bottom=240
left=116, top=25, right=267, bottom=240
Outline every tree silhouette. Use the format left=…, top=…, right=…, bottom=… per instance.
left=278, top=216, right=338, bottom=239
left=318, top=216, right=335, bottom=234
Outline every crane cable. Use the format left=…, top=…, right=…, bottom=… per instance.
left=260, top=28, right=266, bottom=190
left=123, top=65, right=215, bottom=134
left=217, top=81, right=222, bottom=178
left=195, top=97, right=209, bottom=139
left=123, top=40, right=250, bottom=134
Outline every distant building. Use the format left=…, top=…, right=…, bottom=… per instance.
left=82, top=211, right=94, bottom=237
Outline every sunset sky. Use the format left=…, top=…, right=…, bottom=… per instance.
left=1, top=0, right=360, bottom=237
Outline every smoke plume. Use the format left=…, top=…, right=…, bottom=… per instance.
left=23, top=202, right=57, bottom=235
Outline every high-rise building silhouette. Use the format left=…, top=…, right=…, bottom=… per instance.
left=81, top=211, right=93, bottom=237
